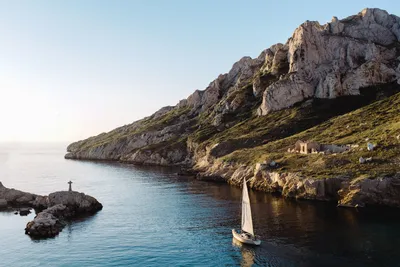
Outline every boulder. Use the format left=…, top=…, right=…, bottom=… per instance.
left=367, top=142, right=375, bottom=151
left=32, top=195, right=49, bottom=210
left=19, top=208, right=31, bottom=216
left=25, top=205, right=67, bottom=237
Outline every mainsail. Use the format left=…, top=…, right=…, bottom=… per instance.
left=241, top=179, right=254, bottom=236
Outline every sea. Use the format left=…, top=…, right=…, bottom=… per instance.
left=0, top=142, right=399, bottom=267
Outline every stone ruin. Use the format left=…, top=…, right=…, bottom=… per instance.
left=288, top=140, right=351, bottom=155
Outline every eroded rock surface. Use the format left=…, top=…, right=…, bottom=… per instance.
left=195, top=161, right=400, bottom=208
left=25, top=204, right=69, bottom=237
left=259, top=8, right=400, bottom=114
left=25, top=191, right=103, bottom=238
left=338, top=175, right=400, bottom=207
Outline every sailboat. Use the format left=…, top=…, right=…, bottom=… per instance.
left=232, top=179, right=261, bottom=246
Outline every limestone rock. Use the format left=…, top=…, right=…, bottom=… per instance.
left=152, top=106, right=174, bottom=119
left=260, top=43, right=289, bottom=75
left=258, top=74, right=314, bottom=114
left=338, top=175, right=400, bottom=207
left=367, top=142, right=375, bottom=151
left=259, top=8, right=400, bottom=114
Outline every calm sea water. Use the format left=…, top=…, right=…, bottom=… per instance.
left=0, top=143, right=400, bottom=267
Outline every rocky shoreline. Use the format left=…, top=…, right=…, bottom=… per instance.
left=0, top=182, right=102, bottom=238
left=193, top=162, right=400, bottom=208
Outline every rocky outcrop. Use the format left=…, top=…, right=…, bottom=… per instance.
left=0, top=182, right=102, bottom=238
left=25, top=204, right=69, bottom=237
left=338, top=175, right=400, bottom=207
left=196, top=161, right=344, bottom=201
left=0, top=182, right=37, bottom=207
left=250, top=163, right=344, bottom=201
left=26, top=191, right=103, bottom=238
left=37, top=191, right=103, bottom=212
left=258, top=8, right=400, bottom=114
left=195, top=160, right=400, bottom=208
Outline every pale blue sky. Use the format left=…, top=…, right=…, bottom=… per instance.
left=0, top=0, right=398, bottom=142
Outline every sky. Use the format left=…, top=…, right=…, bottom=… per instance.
left=0, top=0, right=398, bottom=143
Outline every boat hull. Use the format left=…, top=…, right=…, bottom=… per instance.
left=232, top=229, right=261, bottom=246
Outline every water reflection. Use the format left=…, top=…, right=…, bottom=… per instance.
left=232, top=238, right=256, bottom=267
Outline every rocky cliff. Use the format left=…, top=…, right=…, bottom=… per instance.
left=66, top=8, right=400, bottom=208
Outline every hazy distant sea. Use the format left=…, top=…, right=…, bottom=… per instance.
left=0, top=143, right=399, bottom=267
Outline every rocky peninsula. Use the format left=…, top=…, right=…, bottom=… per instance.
left=65, top=8, right=400, bottom=208
left=0, top=182, right=102, bottom=238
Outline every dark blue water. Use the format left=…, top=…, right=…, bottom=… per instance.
left=1, top=143, right=400, bottom=267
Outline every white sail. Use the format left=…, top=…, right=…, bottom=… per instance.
left=241, top=179, right=254, bottom=236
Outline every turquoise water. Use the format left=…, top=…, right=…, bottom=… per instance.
left=1, top=143, right=400, bottom=267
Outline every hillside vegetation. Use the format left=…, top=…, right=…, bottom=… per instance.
left=222, top=91, right=400, bottom=180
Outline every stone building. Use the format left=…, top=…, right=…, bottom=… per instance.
left=291, top=140, right=350, bottom=154
left=294, top=140, right=321, bottom=154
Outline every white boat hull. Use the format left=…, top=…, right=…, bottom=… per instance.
left=232, top=229, right=261, bottom=246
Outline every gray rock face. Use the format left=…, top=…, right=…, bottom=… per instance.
left=195, top=162, right=344, bottom=201
left=338, top=175, right=400, bottom=207
left=196, top=161, right=400, bottom=207
left=259, top=8, right=400, bottom=114
left=258, top=74, right=314, bottom=114
left=260, top=43, right=289, bottom=75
